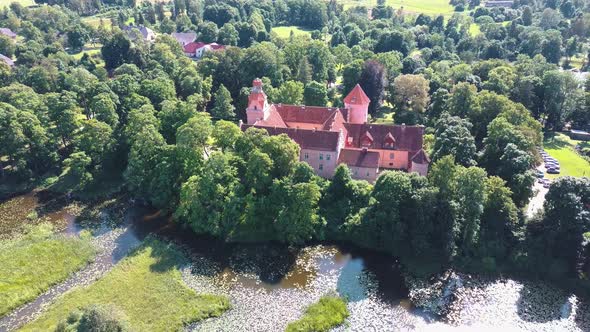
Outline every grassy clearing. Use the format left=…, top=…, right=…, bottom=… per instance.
left=337, top=0, right=454, bottom=15
left=386, top=0, right=454, bottom=15
left=0, top=0, right=34, bottom=8
left=272, top=26, right=313, bottom=38
left=71, top=44, right=102, bottom=60
left=82, top=16, right=113, bottom=29
left=469, top=23, right=481, bottom=36
left=543, top=132, right=590, bottom=179
left=285, top=295, right=349, bottom=332
left=370, top=106, right=395, bottom=125
left=22, top=238, right=230, bottom=331
left=0, top=224, right=95, bottom=317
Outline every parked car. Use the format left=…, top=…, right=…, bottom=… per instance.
left=543, top=182, right=551, bottom=188
left=547, top=168, right=560, bottom=174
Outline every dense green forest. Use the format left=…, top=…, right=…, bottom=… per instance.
left=0, top=0, right=589, bottom=294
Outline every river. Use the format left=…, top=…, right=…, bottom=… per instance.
left=1, top=192, right=589, bottom=331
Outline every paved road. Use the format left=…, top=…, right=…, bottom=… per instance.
left=526, top=181, right=548, bottom=218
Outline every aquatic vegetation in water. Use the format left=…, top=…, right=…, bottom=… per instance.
left=286, top=295, right=349, bottom=332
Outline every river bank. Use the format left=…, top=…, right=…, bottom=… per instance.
left=2, top=190, right=590, bottom=331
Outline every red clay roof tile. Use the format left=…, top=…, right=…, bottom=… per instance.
left=343, top=84, right=370, bottom=105
left=338, top=148, right=380, bottom=168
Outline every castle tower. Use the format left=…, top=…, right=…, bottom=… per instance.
left=343, top=84, right=370, bottom=124
left=246, top=78, right=269, bottom=125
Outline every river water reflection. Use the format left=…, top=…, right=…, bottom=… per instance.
left=2, top=193, right=590, bottom=331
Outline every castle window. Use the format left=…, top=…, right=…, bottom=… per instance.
left=347, top=137, right=353, bottom=144
left=319, top=164, right=324, bottom=171
left=319, top=154, right=323, bottom=160
left=304, top=153, right=309, bottom=159
left=326, top=154, right=331, bottom=161
left=366, top=171, right=370, bottom=177
left=390, top=153, right=394, bottom=159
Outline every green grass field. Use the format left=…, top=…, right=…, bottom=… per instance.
left=337, top=0, right=455, bottom=15
left=0, top=224, right=95, bottom=317
left=286, top=295, right=349, bottom=332
left=71, top=44, right=102, bottom=60
left=543, top=132, right=590, bottom=179
left=22, top=238, right=230, bottom=331
left=0, top=0, right=34, bottom=8
left=272, top=26, right=313, bottom=38
left=82, top=16, right=113, bottom=29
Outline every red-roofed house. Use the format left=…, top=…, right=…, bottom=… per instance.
left=241, top=79, right=429, bottom=181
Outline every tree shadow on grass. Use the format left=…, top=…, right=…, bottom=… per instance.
left=516, top=281, right=570, bottom=323
left=544, top=133, right=571, bottom=150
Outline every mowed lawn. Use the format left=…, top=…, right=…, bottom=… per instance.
left=272, top=25, right=312, bottom=38
left=22, top=238, right=230, bottom=331
left=543, top=133, right=590, bottom=179
left=0, top=224, right=95, bottom=317
left=337, top=0, right=454, bottom=15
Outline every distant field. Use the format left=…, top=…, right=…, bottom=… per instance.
left=82, top=16, right=113, bottom=28
left=272, top=25, right=313, bottom=38
left=543, top=132, right=590, bottom=179
left=0, top=0, right=34, bottom=7
left=337, top=0, right=455, bottom=15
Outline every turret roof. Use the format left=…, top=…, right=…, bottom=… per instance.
left=343, top=84, right=370, bottom=105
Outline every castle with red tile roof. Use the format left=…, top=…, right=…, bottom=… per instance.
left=240, top=79, right=429, bottom=181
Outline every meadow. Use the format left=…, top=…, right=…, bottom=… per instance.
left=337, top=0, right=455, bottom=15
left=0, top=224, right=95, bottom=317
left=22, top=238, right=230, bottom=331
left=272, top=25, right=313, bottom=38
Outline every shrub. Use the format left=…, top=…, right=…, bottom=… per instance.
left=55, top=304, right=132, bottom=332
